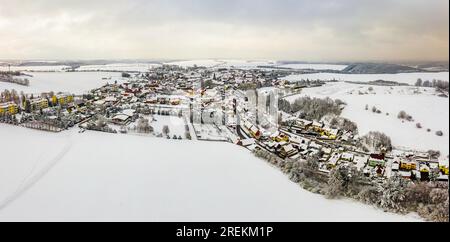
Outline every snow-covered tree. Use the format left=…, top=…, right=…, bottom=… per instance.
left=435, top=130, right=444, bottom=137
left=358, top=185, right=382, bottom=206
left=162, top=125, right=170, bottom=136
left=359, top=131, right=393, bottom=152
left=415, top=78, right=423, bottom=87
left=380, top=175, right=409, bottom=212
left=326, top=166, right=348, bottom=198
left=96, top=115, right=107, bottom=128
left=137, top=117, right=153, bottom=133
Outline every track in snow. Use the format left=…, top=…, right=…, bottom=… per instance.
left=0, top=140, right=73, bottom=211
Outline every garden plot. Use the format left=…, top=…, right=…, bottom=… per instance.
left=193, top=124, right=230, bottom=141
left=149, top=115, right=187, bottom=138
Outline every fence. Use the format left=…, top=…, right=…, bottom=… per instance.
left=21, top=121, right=62, bottom=132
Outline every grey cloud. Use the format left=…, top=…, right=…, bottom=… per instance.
left=0, top=0, right=448, bottom=61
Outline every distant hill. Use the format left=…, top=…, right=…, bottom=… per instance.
left=342, top=63, right=425, bottom=74
left=415, top=62, right=449, bottom=72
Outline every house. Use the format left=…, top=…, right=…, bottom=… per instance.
left=400, top=161, right=417, bottom=171
left=340, top=152, right=355, bottom=162
left=399, top=170, right=413, bottom=179
left=53, top=93, right=74, bottom=106
left=290, top=135, right=310, bottom=146
left=322, top=128, right=339, bottom=140
left=327, top=153, right=341, bottom=169
left=121, top=109, right=135, bottom=117
left=0, top=102, right=18, bottom=115
left=420, top=164, right=430, bottom=181
left=311, top=121, right=324, bottom=132
left=157, top=96, right=170, bottom=104
left=369, top=154, right=386, bottom=167
left=271, top=132, right=289, bottom=142
left=244, top=121, right=261, bottom=139
left=354, top=156, right=368, bottom=170
left=104, top=96, right=118, bottom=103
left=111, top=114, right=131, bottom=125
left=340, top=131, right=353, bottom=142
left=30, top=98, right=49, bottom=111
left=321, top=147, right=332, bottom=156
left=279, top=144, right=298, bottom=158
left=429, top=161, right=440, bottom=173
left=369, top=158, right=385, bottom=167
left=414, top=152, right=429, bottom=160
left=75, top=101, right=87, bottom=112
left=391, top=158, right=400, bottom=172
left=170, top=98, right=181, bottom=105
left=238, top=138, right=255, bottom=147
left=420, top=164, right=430, bottom=173
left=250, top=126, right=261, bottom=140
left=93, top=100, right=106, bottom=106
left=439, top=160, right=449, bottom=175
left=145, top=97, right=158, bottom=104
left=295, top=119, right=313, bottom=129
left=309, top=142, right=322, bottom=150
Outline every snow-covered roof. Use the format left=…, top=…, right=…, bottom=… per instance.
left=322, top=147, right=332, bottom=154
left=112, top=114, right=130, bottom=121
left=122, top=109, right=135, bottom=117
left=282, top=144, right=295, bottom=152
left=341, top=152, right=354, bottom=160
left=240, top=139, right=255, bottom=147
left=0, top=102, right=17, bottom=108
left=105, top=96, right=117, bottom=102
left=94, top=100, right=106, bottom=105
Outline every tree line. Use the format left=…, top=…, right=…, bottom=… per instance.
left=278, top=96, right=345, bottom=121
left=415, top=78, right=449, bottom=91
left=253, top=147, right=448, bottom=222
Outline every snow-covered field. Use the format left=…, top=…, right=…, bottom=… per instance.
left=284, top=72, right=449, bottom=85
left=164, top=59, right=277, bottom=69
left=218, top=60, right=276, bottom=69
left=150, top=115, right=186, bottom=137
left=77, top=63, right=161, bottom=72
left=0, top=65, right=71, bottom=72
left=278, top=63, right=348, bottom=71
left=164, top=59, right=349, bottom=71
left=285, top=82, right=449, bottom=157
left=0, top=125, right=419, bottom=222
left=0, top=72, right=125, bottom=95
left=164, top=60, right=225, bottom=68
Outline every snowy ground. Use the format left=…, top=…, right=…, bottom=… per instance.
left=278, top=63, right=348, bottom=71
left=150, top=115, right=186, bottom=137
left=285, top=82, right=449, bottom=157
left=164, top=60, right=226, bottom=68
left=164, top=59, right=277, bottom=69
left=77, top=63, right=161, bottom=72
left=284, top=72, right=449, bottom=85
left=163, top=59, right=349, bottom=71
left=0, top=125, right=420, bottom=222
left=0, top=72, right=125, bottom=95
left=0, top=65, right=71, bottom=72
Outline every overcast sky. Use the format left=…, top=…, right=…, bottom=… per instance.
left=0, top=0, right=448, bottom=61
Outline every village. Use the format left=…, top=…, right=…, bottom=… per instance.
left=0, top=65, right=448, bottom=188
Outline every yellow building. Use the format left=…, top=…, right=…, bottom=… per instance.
left=439, top=165, right=449, bottom=175
left=170, top=98, right=181, bottom=105
left=30, top=98, right=49, bottom=111
left=53, top=94, right=74, bottom=106
left=0, top=102, right=19, bottom=115
left=321, top=129, right=338, bottom=140
left=400, top=161, right=417, bottom=171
